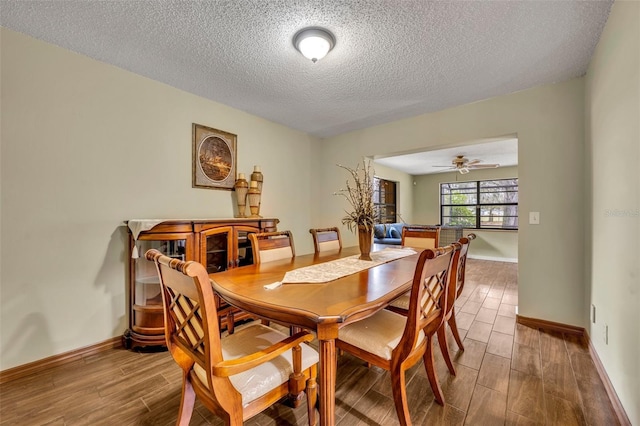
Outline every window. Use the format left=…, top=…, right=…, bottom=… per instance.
left=440, top=178, right=518, bottom=230
left=373, top=177, right=397, bottom=224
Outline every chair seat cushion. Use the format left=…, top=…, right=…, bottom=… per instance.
left=388, top=292, right=410, bottom=310
left=194, top=323, right=318, bottom=406
left=338, top=309, right=425, bottom=360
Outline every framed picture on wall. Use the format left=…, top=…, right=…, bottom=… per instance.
left=192, top=123, right=237, bottom=190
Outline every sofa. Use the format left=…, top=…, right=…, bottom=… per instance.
left=373, top=223, right=464, bottom=246
left=373, top=222, right=405, bottom=245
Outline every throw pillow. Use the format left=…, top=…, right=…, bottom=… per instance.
left=374, top=225, right=386, bottom=239
left=389, top=227, right=401, bottom=239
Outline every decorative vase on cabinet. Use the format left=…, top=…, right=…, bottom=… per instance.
left=234, top=173, right=249, bottom=218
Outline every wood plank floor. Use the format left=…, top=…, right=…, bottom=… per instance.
left=0, top=260, right=620, bottom=425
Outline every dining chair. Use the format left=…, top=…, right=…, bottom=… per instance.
left=401, top=225, right=441, bottom=249
left=435, top=233, right=475, bottom=376
left=145, top=249, right=318, bottom=426
left=386, top=226, right=442, bottom=313
left=336, top=244, right=459, bottom=424
left=309, top=227, right=342, bottom=253
left=439, top=233, right=476, bottom=351
left=249, top=230, right=295, bottom=264
left=249, top=230, right=296, bottom=330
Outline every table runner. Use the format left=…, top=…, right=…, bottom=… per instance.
left=264, top=247, right=417, bottom=289
left=127, top=219, right=166, bottom=258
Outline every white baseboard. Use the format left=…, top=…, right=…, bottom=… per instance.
left=468, top=254, right=518, bottom=263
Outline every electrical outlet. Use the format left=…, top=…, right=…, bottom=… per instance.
left=603, top=324, right=609, bottom=344
left=591, top=304, right=596, bottom=323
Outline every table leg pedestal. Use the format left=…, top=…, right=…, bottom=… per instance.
left=318, top=336, right=337, bottom=426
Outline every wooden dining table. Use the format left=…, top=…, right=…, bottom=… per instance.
left=209, top=244, right=420, bottom=426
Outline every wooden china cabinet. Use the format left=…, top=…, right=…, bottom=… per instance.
left=123, top=218, right=279, bottom=349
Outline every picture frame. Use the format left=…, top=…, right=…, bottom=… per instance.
left=192, top=123, right=237, bottom=190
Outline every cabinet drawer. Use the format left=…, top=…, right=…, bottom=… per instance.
left=140, top=223, right=192, bottom=233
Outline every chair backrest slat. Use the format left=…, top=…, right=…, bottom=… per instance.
left=309, top=227, right=342, bottom=253
left=401, top=226, right=441, bottom=249
left=249, top=231, right=295, bottom=263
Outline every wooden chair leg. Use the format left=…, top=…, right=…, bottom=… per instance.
left=423, top=335, right=445, bottom=406
left=448, top=308, right=465, bottom=351
left=227, top=311, right=235, bottom=335
left=306, top=365, right=318, bottom=426
left=437, top=324, right=456, bottom=376
left=287, top=345, right=306, bottom=408
left=177, top=373, right=196, bottom=426
left=390, top=365, right=411, bottom=425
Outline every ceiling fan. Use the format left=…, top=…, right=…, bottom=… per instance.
left=433, top=155, right=500, bottom=174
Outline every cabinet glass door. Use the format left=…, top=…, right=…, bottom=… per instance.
left=203, top=228, right=232, bottom=274
left=236, top=227, right=256, bottom=267
left=201, top=225, right=258, bottom=272
left=132, top=235, right=192, bottom=337
left=134, top=239, right=185, bottom=305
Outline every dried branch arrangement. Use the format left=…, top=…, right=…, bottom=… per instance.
left=334, top=160, right=376, bottom=233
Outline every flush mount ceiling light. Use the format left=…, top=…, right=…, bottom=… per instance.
left=293, top=27, right=335, bottom=63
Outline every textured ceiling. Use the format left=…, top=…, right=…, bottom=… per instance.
left=1, top=0, right=612, bottom=140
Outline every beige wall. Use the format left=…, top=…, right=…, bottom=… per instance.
left=0, top=28, right=319, bottom=370
left=318, top=79, right=586, bottom=329
left=585, top=1, right=639, bottom=423
left=413, top=166, right=519, bottom=261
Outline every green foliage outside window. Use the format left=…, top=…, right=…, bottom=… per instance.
left=440, top=179, right=518, bottom=230
left=448, top=193, right=475, bottom=226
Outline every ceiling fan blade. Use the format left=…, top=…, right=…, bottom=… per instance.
left=432, top=165, right=455, bottom=168
left=469, top=163, right=499, bottom=169
left=466, top=159, right=481, bottom=166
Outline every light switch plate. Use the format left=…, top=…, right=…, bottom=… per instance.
left=529, top=211, right=540, bottom=225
